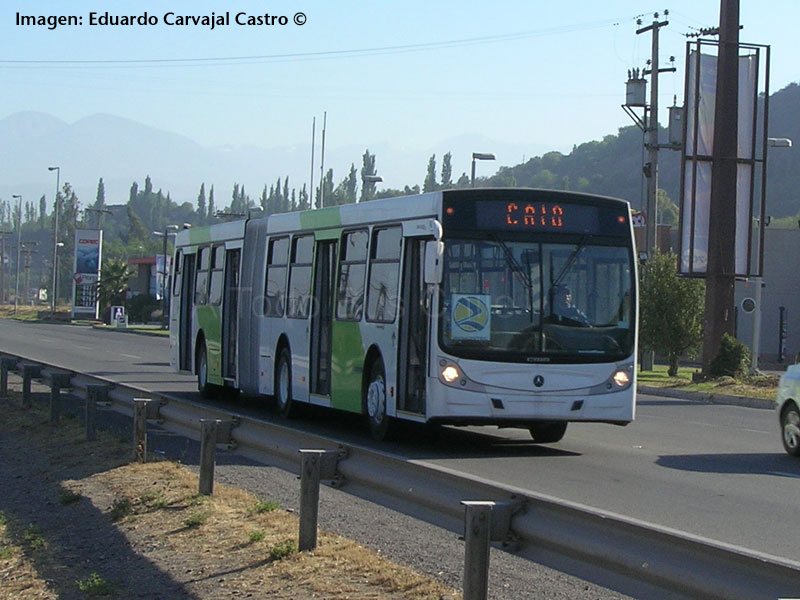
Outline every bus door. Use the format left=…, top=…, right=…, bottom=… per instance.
left=398, top=238, right=428, bottom=414
left=310, top=240, right=337, bottom=396
left=179, top=253, right=196, bottom=371
left=222, top=248, right=241, bottom=381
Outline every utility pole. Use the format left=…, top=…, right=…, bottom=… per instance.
left=633, top=13, right=675, bottom=371
left=702, top=0, right=740, bottom=372
left=21, top=241, right=38, bottom=306
left=636, top=13, right=671, bottom=256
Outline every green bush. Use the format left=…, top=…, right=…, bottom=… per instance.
left=126, top=294, right=160, bottom=323
left=709, top=333, right=751, bottom=378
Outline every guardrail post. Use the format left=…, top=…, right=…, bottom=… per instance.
left=21, top=364, right=41, bottom=408
left=49, top=372, right=71, bottom=423
left=199, top=419, right=220, bottom=495
left=462, top=501, right=494, bottom=600
left=298, top=450, right=323, bottom=551
left=133, top=398, right=151, bottom=463
left=85, top=384, right=109, bottom=441
left=0, top=357, right=17, bottom=399
left=297, top=449, right=344, bottom=551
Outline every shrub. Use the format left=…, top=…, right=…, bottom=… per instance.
left=709, top=333, right=751, bottom=378
left=127, top=294, right=160, bottom=323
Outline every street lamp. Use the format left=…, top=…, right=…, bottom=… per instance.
left=748, top=136, right=795, bottom=373
left=48, top=166, right=60, bottom=317
left=361, top=174, right=382, bottom=202
left=11, top=194, right=22, bottom=315
left=471, top=153, right=495, bottom=187
left=153, top=225, right=179, bottom=328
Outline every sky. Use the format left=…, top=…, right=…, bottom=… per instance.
left=2, top=0, right=800, bottom=196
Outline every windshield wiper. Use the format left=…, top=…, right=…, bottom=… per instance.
left=489, top=234, right=532, bottom=290
left=546, top=234, right=592, bottom=299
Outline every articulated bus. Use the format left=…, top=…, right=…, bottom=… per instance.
left=170, top=188, right=638, bottom=441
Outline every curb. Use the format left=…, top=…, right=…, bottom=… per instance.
left=90, top=324, right=169, bottom=337
left=638, top=384, right=776, bottom=410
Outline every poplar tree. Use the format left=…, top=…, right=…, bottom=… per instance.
left=441, top=152, right=453, bottom=189
left=423, top=154, right=438, bottom=192
left=197, top=183, right=207, bottom=221
left=359, top=150, right=378, bottom=202
left=208, top=186, right=215, bottom=220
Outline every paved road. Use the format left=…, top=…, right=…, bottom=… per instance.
left=2, top=319, right=798, bottom=564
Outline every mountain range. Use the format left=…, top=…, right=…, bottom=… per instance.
left=2, top=80, right=799, bottom=218
left=0, top=111, right=548, bottom=211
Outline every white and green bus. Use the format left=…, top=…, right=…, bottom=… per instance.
left=170, top=188, right=638, bottom=441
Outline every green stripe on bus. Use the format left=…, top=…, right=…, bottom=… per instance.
left=300, top=206, right=341, bottom=230
left=330, top=320, right=365, bottom=413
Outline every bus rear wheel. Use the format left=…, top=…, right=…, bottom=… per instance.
left=528, top=421, right=567, bottom=444
left=197, top=343, right=214, bottom=398
left=365, top=359, right=391, bottom=441
left=275, top=347, right=296, bottom=418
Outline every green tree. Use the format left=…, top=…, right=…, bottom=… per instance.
left=207, top=185, right=215, bottom=220
left=197, top=183, right=207, bottom=222
left=359, top=149, right=378, bottom=202
left=639, top=250, right=705, bottom=376
left=97, top=258, right=135, bottom=319
left=657, top=189, right=679, bottom=226
left=423, top=154, right=438, bottom=192
left=441, top=152, right=453, bottom=189
left=94, top=178, right=106, bottom=211
left=39, top=195, right=47, bottom=230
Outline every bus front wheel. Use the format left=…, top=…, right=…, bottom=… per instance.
left=275, top=347, right=296, bottom=418
left=365, top=359, right=391, bottom=441
left=528, top=421, right=567, bottom=444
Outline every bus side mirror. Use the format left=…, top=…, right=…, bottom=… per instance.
left=424, top=241, right=444, bottom=284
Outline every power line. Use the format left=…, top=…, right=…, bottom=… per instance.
left=0, top=16, right=636, bottom=69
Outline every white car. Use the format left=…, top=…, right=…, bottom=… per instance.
left=777, top=363, right=800, bottom=456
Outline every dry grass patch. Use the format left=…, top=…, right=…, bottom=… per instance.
left=67, top=461, right=458, bottom=599
left=0, top=394, right=458, bottom=599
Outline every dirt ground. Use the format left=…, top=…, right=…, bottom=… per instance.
left=0, top=393, right=459, bottom=600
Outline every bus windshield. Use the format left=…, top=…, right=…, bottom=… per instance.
left=439, top=235, right=634, bottom=362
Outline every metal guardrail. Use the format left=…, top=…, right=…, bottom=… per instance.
left=2, top=351, right=800, bottom=600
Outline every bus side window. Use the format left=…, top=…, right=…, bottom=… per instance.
left=366, top=226, right=401, bottom=323
left=208, top=245, right=225, bottom=306
left=287, top=235, right=313, bottom=319
left=172, top=250, right=183, bottom=296
left=194, top=246, right=210, bottom=305
left=264, top=237, right=289, bottom=317
left=337, top=229, right=368, bottom=321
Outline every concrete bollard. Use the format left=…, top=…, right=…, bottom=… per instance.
left=462, top=501, right=495, bottom=600
left=133, top=398, right=151, bottom=463
left=21, top=364, right=42, bottom=408
left=49, top=372, right=71, bottom=423
left=0, top=357, right=17, bottom=399
left=198, top=419, right=220, bottom=495
left=85, top=384, right=109, bottom=441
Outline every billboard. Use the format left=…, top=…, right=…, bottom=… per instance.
left=678, top=40, right=768, bottom=277
left=72, top=229, right=102, bottom=319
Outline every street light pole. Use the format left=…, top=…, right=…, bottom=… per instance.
left=0, top=230, right=12, bottom=304
left=471, top=153, right=495, bottom=187
left=11, top=194, right=22, bottom=316
left=750, top=137, right=794, bottom=373
left=48, top=166, right=60, bottom=317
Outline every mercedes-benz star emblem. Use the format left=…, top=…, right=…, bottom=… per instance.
left=533, top=375, right=544, bottom=387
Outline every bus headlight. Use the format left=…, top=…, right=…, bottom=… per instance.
left=441, top=365, right=461, bottom=383
left=612, top=369, right=631, bottom=388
